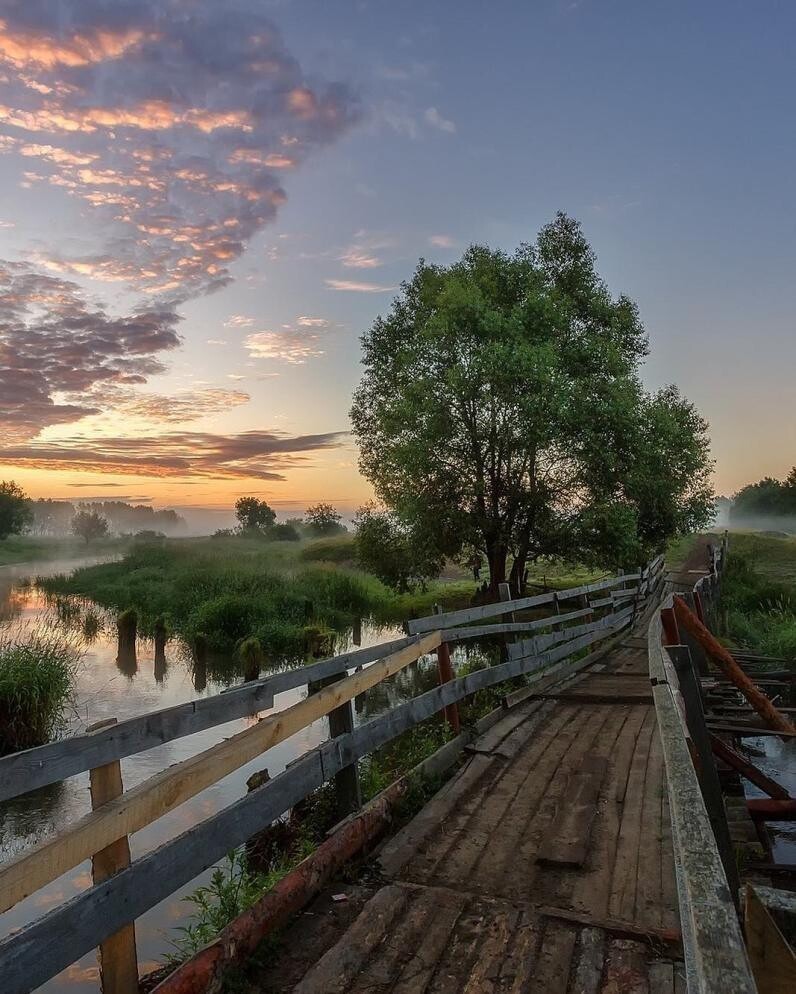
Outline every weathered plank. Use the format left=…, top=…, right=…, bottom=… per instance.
left=510, top=606, right=633, bottom=661
left=0, top=634, right=414, bottom=802
left=570, top=927, right=605, bottom=994
left=406, top=572, right=643, bottom=634
left=0, top=632, right=440, bottom=914
left=537, top=755, right=608, bottom=867
left=441, top=606, right=591, bottom=642
left=650, top=677, right=757, bottom=994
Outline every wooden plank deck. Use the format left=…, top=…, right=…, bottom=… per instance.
left=283, top=640, right=686, bottom=993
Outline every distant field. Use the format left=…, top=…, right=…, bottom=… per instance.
left=725, top=530, right=796, bottom=584
left=719, top=530, right=796, bottom=662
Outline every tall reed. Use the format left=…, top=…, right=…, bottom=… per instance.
left=0, top=631, right=78, bottom=754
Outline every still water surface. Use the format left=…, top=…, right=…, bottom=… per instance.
left=0, top=556, right=445, bottom=992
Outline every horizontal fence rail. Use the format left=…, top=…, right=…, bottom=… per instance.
left=647, top=538, right=757, bottom=994
left=405, top=569, right=653, bottom=635
left=0, top=554, right=665, bottom=994
left=0, top=633, right=441, bottom=914
left=0, top=635, right=417, bottom=803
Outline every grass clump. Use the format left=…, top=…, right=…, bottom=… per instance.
left=299, top=535, right=357, bottom=564
left=40, top=538, right=396, bottom=660
left=720, top=542, right=796, bottom=664
left=39, top=536, right=483, bottom=662
left=0, top=631, right=78, bottom=753
left=164, top=848, right=308, bottom=968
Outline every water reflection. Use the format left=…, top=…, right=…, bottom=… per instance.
left=0, top=556, right=438, bottom=994
left=741, top=734, right=796, bottom=862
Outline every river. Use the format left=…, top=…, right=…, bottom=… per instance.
left=0, top=555, right=455, bottom=992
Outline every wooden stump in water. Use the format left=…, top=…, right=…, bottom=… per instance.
left=239, top=637, right=264, bottom=683
left=116, top=609, right=138, bottom=677
left=192, top=634, right=208, bottom=692
left=153, top=617, right=168, bottom=683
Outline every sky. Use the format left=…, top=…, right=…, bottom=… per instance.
left=0, top=0, right=793, bottom=514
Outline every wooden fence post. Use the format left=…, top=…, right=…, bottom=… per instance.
left=433, top=605, right=460, bottom=734
left=87, top=718, right=139, bottom=994
left=660, top=606, right=680, bottom=647
left=308, top=674, right=362, bottom=820
left=498, top=582, right=517, bottom=654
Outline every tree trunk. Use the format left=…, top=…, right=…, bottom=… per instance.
left=486, top=542, right=507, bottom=597
left=508, top=553, right=526, bottom=597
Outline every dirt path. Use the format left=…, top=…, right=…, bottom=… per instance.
left=246, top=618, right=686, bottom=993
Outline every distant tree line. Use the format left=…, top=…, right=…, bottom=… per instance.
left=731, top=468, right=796, bottom=523
left=0, top=484, right=187, bottom=542
left=226, top=498, right=347, bottom=541
left=29, top=499, right=186, bottom=536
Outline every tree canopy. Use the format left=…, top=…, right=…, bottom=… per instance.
left=731, top=469, right=796, bottom=522
left=72, top=510, right=109, bottom=544
left=351, top=213, right=714, bottom=593
left=234, top=497, right=276, bottom=532
left=354, top=504, right=443, bottom=592
left=0, top=481, right=32, bottom=541
left=305, top=502, right=344, bottom=536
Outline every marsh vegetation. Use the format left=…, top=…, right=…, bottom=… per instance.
left=0, top=629, right=78, bottom=754
left=719, top=532, right=796, bottom=663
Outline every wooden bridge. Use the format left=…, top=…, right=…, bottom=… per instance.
left=0, top=542, right=786, bottom=993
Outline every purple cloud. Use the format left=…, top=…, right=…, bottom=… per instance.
left=0, top=3, right=360, bottom=462
left=0, top=261, right=181, bottom=440
left=0, top=429, right=349, bottom=480
left=0, top=2, right=360, bottom=302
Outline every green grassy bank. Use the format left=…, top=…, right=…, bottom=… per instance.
left=720, top=532, right=796, bottom=663
left=39, top=534, right=477, bottom=660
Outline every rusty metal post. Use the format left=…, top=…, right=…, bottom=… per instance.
left=87, top=718, right=139, bottom=994
left=433, top=605, right=460, bottom=734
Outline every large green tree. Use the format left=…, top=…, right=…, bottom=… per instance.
left=351, top=213, right=714, bottom=593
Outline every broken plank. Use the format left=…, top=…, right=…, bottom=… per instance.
left=538, top=905, right=682, bottom=956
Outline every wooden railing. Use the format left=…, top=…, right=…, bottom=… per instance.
left=647, top=536, right=758, bottom=994
left=0, top=558, right=665, bottom=993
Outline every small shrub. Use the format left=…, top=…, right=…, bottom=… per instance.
left=0, top=632, right=78, bottom=754
left=266, top=522, right=300, bottom=542
left=165, top=850, right=291, bottom=967
left=300, top=535, right=357, bottom=563
left=82, top=611, right=102, bottom=641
